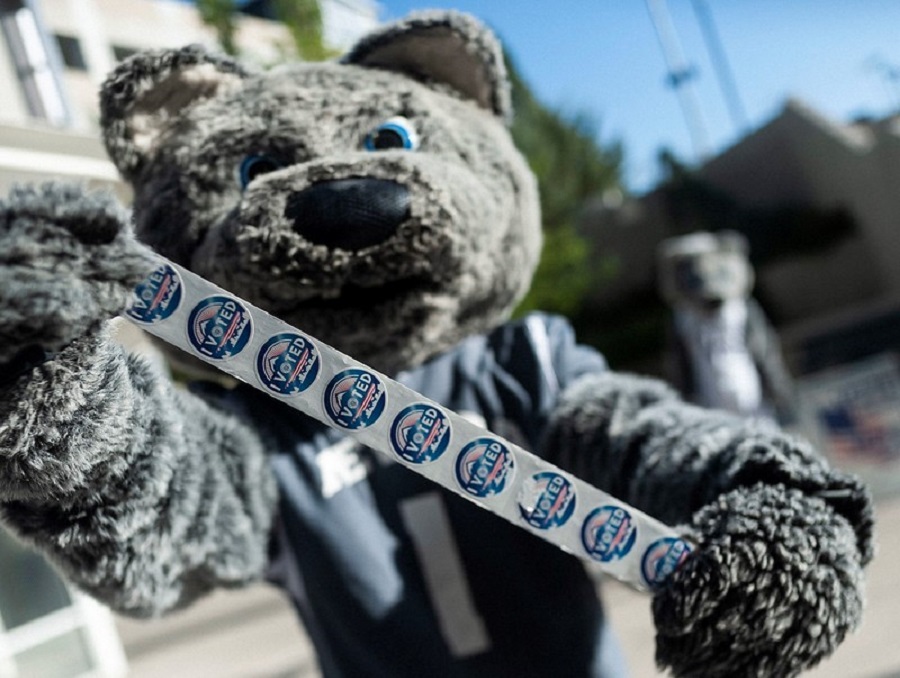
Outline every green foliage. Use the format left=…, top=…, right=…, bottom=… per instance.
left=507, top=58, right=624, bottom=317
left=195, top=0, right=335, bottom=61
left=511, top=78, right=621, bottom=230
left=196, top=0, right=239, bottom=55
left=273, top=0, right=338, bottom=61
left=517, top=225, right=592, bottom=316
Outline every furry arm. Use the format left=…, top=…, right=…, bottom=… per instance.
left=543, top=370, right=874, bottom=677
left=0, top=184, right=278, bottom=616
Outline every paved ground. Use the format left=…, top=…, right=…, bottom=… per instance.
left=605, top=495, right=900, bottom=678
left=115, top=495, right=900, bottom=677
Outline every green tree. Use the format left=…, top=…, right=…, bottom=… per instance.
left=272, top=0, right=336, bottom=61
left=196, top=0, right=239, bottom=55
left=507, top=58, right=623, bottom=317
left=195, top=0, right=335, bottom=60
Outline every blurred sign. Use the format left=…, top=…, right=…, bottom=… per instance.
left=797, top=353, right=900, bottom=498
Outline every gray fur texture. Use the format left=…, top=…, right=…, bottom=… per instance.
left=0, top=184, right=276, bottom=614
left=0, top=10, right=873, bottom=677
left=0, top=183, right=156, bottom=363
left=343, top=11, right=513, bottom=120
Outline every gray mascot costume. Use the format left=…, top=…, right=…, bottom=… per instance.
left=0, top=11, right=873, bottom=678
left=658, top=231, right=798, bottom=423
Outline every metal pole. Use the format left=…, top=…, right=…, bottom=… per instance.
left=691, top=0, right=749, bottom=133
left=645, top=0, right=711, bottom=159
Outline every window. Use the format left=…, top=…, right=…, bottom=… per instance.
left=0, top=0, right=71, bottom=125
left=0, top=529, right=128, bottom=677
left=55, top=34, right=86, bottom=70
left=112, top=45, right=137, bottom=62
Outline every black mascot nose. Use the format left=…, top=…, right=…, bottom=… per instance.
left=284, top=178, right=411, bottom=250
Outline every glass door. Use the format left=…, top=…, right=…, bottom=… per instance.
left=0, top=528, right=127, bottom=678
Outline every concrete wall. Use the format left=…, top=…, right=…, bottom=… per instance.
left=0, top=0, right=298, bottom=131
left=0, top=121, right=125, bottom=196
left=1, top=0, right=378, bottom=131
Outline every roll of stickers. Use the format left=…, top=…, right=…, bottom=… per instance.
left=124, top=259, right=693, bottom=593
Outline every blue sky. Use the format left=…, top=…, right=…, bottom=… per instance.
left=376, top=1, right=900, bottom=192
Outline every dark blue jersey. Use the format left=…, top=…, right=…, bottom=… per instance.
left=220, top=314, right=627, bottom=678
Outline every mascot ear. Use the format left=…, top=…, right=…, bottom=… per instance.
left=100, top=45, right=248, bottom=178
left=343, top=11, right=511, bottom=121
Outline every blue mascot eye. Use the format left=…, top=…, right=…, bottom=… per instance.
left=364, top=117, right=419, bottom=152
left=238, top=154, right=282, bottom=189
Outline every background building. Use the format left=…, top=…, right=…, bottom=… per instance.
left=580, top=99, right=900, bottom=498
left=0, top=0, right=378, bottom=195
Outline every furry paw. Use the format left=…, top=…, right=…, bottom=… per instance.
left=0, top=182, right=157, bottom=365
left=652, top=483, right=866, bottom=678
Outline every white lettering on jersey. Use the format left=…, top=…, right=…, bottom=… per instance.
left=400, top=492, right=492, bottom=657
left=317, top=438, right=373, bottom=498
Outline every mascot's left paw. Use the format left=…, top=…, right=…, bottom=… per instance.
left=652, top=483, right=867, bottom=678
left=0, top=182, right=157, bottom=365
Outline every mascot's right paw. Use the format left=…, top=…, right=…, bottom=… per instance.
left=651, top=483, right=868, bottom=678
left=0, top=182, right=157, bottom=368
